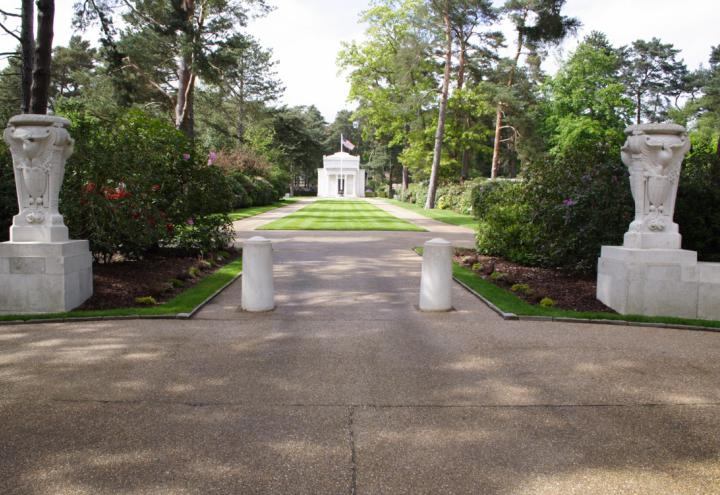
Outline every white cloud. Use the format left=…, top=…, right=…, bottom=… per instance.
left=248, top=0, right=369, bottom=122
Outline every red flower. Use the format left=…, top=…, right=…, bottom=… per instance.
left=151, top=184, right=161, bottom=192
left=148, top=217, right=157, bottom=227
left=165, top=223, right=175, bottom=233
left=131, top=212, right=141, bottom=220
left=84, top=182, right=96, bottom=193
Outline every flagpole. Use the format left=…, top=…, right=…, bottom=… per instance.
left=340, top=134, right=344, bottom=197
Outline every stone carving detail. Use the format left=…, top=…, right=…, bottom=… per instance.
left=3, top=114, right=74, bottom=242
left=620, top=123, right=690, bottom=249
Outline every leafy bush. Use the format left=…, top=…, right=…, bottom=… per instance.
left=57, top=106, right=233, bottom=261
left=0, top=146, right=15, bottom=241
left=675, top=132, right=720, bottom=261
left=227, top=172, right=252, bottom=209
left=511, top=283, right=533, bottom=295
left=403, top=182, right=428, bottom=205
left=251, top=176, right=279, bottom=205
left=435, top=179, right=485, bottom=215
left=170, top=214, right=234, bottom=256
left=475, top=180, right=541, bottom=266
left=471, top=179, right=515, bottom=219
left=539, top=297, right=555, bottom=307
left=134, top=296, right=158, bottom=306
left=214, top=147, right=288, bottom=206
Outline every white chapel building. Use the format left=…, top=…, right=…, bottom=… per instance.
left=317, top=152, right=366, bottom=198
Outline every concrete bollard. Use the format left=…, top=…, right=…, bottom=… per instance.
left=419, top=238, right=453, bottom=312
left=241, top=236, right=275, bottom=312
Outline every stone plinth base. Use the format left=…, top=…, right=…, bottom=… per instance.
left=0, top=240, right=93, bottom=314
left=597, top=246, right=720, bottom=320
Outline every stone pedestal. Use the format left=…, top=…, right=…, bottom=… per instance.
left=419, top=238, right=453, bottom=312
left=597, top=123, right=720, bottom=320
left=597, top=247, right=699, bottom=318
left=0, top=241, right=93, bottom=314
left=1, top=114, right=93, bottom=314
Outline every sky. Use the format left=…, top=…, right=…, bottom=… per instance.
left=1, top=0, right=717, bottom=122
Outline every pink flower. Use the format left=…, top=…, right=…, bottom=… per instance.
left=562, top=198, right=577, bottom=207
left=182, top=153, right=191, bottom=161
left=207, top=151, right=218, bottom=165
left=186, top=218, right=195, bottom=226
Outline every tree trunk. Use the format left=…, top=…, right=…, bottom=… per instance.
left=236, top=101, right=245, bottom=143
left=175, top=0, right=196, bottom=138
left=387, top=163, right=394, bottom=199
left=490, top=26, right=524, bottom=179
left=236, top=57, right=246, bottom=142
left=636, top=92, right=642, bottom=124
left=175, top=55, right=195, bottom=138
left=402, top=165, right=409, bottom=197
left=458, top=36, right=470, bottom=183
left=425, top=5, right=452, bottom=210
left=490, top=107, right=503, bottom=179
left=20, top=0, right=34, bottom=113
left=29, top=0, right=54, bottom=114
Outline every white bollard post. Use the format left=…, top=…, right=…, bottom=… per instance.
left=419, top=238, right=453, bottom=312
left=241, top=236, right=275, bottom=312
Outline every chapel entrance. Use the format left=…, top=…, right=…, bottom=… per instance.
left=337, top=177, right=345, bottom=196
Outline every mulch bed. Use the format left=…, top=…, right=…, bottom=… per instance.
left=454, top=248, right=613, bottom=313
left=77, top=249, right=239, bottom=311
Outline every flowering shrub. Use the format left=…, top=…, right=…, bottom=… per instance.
left=214, top=148, right=289, bottom=206
left=58, top=107, right=234, bottom=261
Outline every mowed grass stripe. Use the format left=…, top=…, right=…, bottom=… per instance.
left=258, top=200, right=425, bottom=231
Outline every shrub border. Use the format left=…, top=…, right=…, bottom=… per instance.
left=415, top=248, right=720, bottom=333
left=453, top=263, right=720, bottom=333
left=0, top=259, right=242, bottom=326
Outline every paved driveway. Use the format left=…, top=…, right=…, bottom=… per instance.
left=1, top=201, right=719, bottom=494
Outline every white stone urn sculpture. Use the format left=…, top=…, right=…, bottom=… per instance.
left=597, top=122, right=720, bottom=320
left=621, top=123, right=690, bottom=249
left=3, top=114, right=74, bottom=242
left=0, top=114, right=93, bottom=314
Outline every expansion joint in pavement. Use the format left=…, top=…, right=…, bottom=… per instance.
left=348, top=406, right=358, bottom=495
left=14, top=398, right=720, bottom=410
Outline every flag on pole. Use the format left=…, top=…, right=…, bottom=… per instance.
left=342, top=135, right=356, bottom=151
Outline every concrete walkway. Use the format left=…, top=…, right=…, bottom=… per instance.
left=1, top=202, right=720, bottom=494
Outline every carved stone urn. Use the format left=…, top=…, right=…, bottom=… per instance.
left=0, top=114, right=92, bottom=314
left=3, top=114, right=74, bottom=242
left=621, top=123, right=690, bottom=249
left=597, top=122, right=720, bottom=320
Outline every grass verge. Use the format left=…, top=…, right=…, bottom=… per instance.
left=386, top=199, right=476, bottom=229
left=259, top=199, right=425, bottom=231
left=453, top=262, right=720, bottom=329
left=229, top=199, right=299, bottom=221
left=0, top=259, right=242, bottom=323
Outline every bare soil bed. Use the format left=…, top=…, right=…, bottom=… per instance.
left=455, top=248, right=613, bottom=313
left=78, top=249, right=239, bottom=310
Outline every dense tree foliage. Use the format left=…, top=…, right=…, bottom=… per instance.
left=341, top=1, right=720, bottom=270
left=0, top=1, right=718, bottom=271
left=0, top=0, right=324, bottom=258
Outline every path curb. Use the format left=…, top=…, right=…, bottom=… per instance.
left=454, top=275, right=720, bottom=334
left=0, top=271, right=242, bottom=326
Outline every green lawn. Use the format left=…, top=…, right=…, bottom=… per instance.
left=452, top=261, right=720, bottom=329
left=259, top=199, right=425, bottom=231
left=386, top=199, right=477, bottom=229
left=0, top=259, right=242, bottom=322
left=228, top=199, right=298, bottom=221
